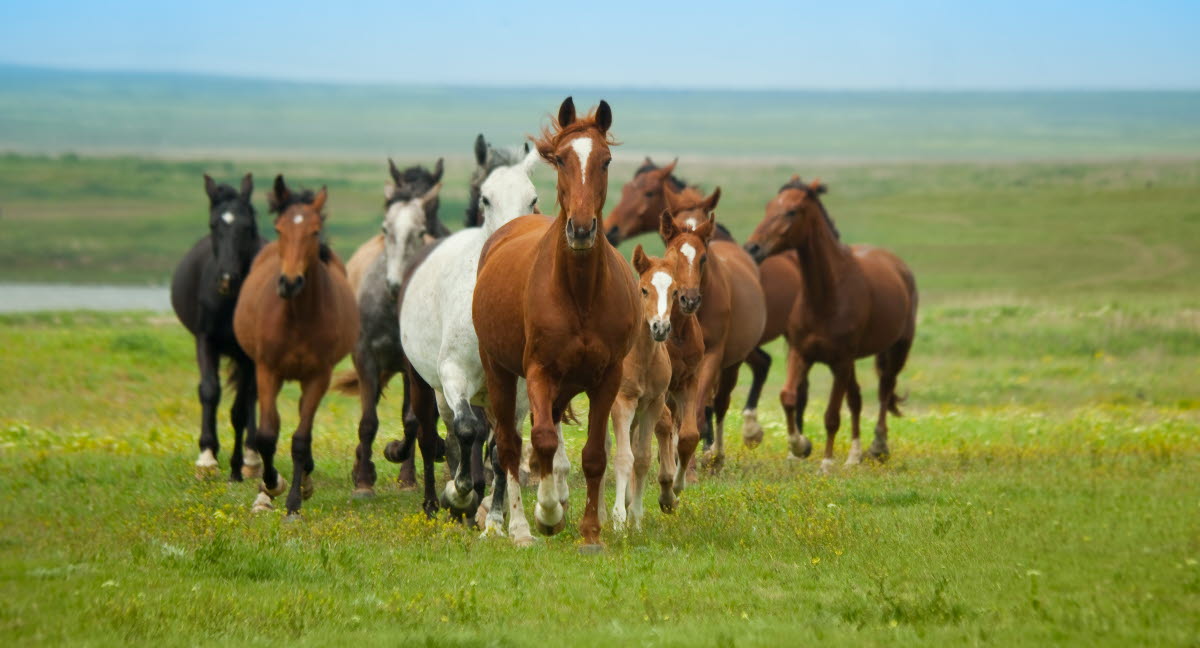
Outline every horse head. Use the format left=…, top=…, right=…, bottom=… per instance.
left=477, top=146, right=540, bottom=235
left=534, top=96, right=615, bottom=252
left=604, top=157, right=680, bottom=246
left=745, top=176, right=830, bottom=264
left=631, top=244, right=681, bottom=342
left=660, top=184, right=719, bottom=314
left=203, top=173, right=258, bottom=296
left=382, top=182, right=441, bottom=295
left=273, top=180, right=327, bottom=299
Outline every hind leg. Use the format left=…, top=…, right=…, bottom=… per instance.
left=740, top=347, right=770, bottom=449
left=228, top=355, right=257, bottom=482
left=820, top=362, right=850, bottom=475
left=844, top=364, right=864, bottom=466
left=781, top=349, right=813, bottom=460
left=608, top=395, right=636, bottom=531
left=871, top=339, right=911, bottom=461
left=652, top=408, right=677, bottom=513
left=704, top=364, right=739, bottom=471
left=481, top=355, right=533, bottom=546
left=350, top=351, right=384, bottom=497
left=408, top=371, right=442, bottom=519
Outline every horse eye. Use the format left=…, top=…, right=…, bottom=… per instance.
left=554, top=155, right=564, bottom=167
left=603, top=159, right=612, bottom=170
left=641, top=287, right=648, bottom=296
left=644, top=191, right=655, bottom=198
left=481, top=196, right=491, bottom=208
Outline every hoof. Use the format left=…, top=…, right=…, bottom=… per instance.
left=241, top=449, right=263, bottom=478
left=659, top=491, right=677, bottom=514
left=578, top=543, right=605, bottom=555
left=789, top=434, right=813, bottom=459
left=300, top=474, right=314, bottom=501
left=251, top=492, right=274, bottom=513
left=397, top=479, right=418, bottom=492
left=685, top=459, right=699, bottom=485
left=422, top=499, right=440, bottom=519
left=240, top=463, right=263, bottom=480
left=383, top=439, right=410, bottom=463
left=283, top=512, right=303, bottom=524
left=742, top=412, right=764, bottom=449
left=700, top=451, right=725, bottom=473
left=194, top=464, right=219, bottom=480
left=820, top=458, right=835, bottom=475
left=845, top=452, right=863, bottom=467
left=260, top=476, right=288, bottom=498
left=475, top=495, right=492, bottom=529
left=536, top=515, right=566, bottom=536
left=867, top=443, right=890, bottom=462
left=513, top=534, right=537, bottom=548
left=351, top=487, right=376, bottom=500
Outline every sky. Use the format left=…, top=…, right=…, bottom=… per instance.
left=1, top=0, right=1197, bottom=90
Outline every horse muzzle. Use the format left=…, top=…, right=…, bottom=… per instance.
left=277, top=274, right=304, bottom=299
left=217, top=273, right=235, bottom=296
left=679, top=294, right=702, bottom=314
left=650, top=318, right=672, bottom=342
left=605, top=225, right=622, bottom=246
left=744, top=242, right=767, bottom=265
left=566, top=217, right=598, bottom=251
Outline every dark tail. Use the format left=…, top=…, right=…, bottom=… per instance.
left=224, top=360, right=240, bottom=394
left=562, top=404, right=580, bottom=426
left=332, top=369, right=361, bottom=396
left=888, top=391, right=907, bottom=417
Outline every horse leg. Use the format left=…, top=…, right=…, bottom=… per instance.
left=820, top=362, right=850, bottom=475
left=234, top=354, right=261, bottom=480
left=525, top=365, right=564, bottom=536
left=193, top=336, right=221, bottom=478
left=407, top=369, right=441, bottom=519
left=871, top=338, right=912, bottom=461
left=709, top=364, right=739, bottom=471
left=608, top=394, right=636, bottom=532
left=652, top=406, right=677, bottom=514
left=694, top=350, right=722, bottom=471
left=580, top=367, right=622, bottom=548
left=397, top=371, right=418, bottom=490
left=784, top=351, right=814, bottom=460
left=672, top=374, right=702, bottom=496
left=740, top=347, right=770, bottom=448
left=350, top=352, right=383, bottom=497
left=441, top=369, right=487, bottom=519
left=251, top=367, right=286, bottom=512
left=631, top=395, right=665, bottom=527
left=226, top=355, right=248, bottom=481
left=844, top=363, right=864, bottom=466
left=481, top=354, right=532, bottom=546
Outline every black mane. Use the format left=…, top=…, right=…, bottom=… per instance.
left=635, top=160, right=687, bottom=192
left=778, top=178, right=839, bottom=241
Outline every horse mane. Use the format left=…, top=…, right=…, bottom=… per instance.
left=269, top=188, right=318, bottom=215
left=532, top=107, right=619, bottom=163
left=635, top=160, right=687, bottom=192
left=207, top=183, right=242, bottom=207
left=385, top=164, right=440, bottom=207
left=778, top=178, right=839, bottom=240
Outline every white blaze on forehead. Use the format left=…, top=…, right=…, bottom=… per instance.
left=680, top=242, right=696, bottom=266
left=569, top=137, right=593, bottom=185
left=684, top=218, right=698, bottom=230
left=221, top=211, right=235, bottom=225
left=651, top=271, right=673, bottom=317
left=293, top=214, right=304, bottom=224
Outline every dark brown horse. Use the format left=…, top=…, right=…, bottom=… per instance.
left=659, top=186, right=766, bottom=470
left=745, top=177, right=917, bottom=472
left=234, top=179, right=359, bottom=516
left=603, top=158, right=800, bottom=448
left=474, top=97, right=639, bottom=548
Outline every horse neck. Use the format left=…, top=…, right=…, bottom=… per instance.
left=286, top=258, right=332, bottom=318
left=549, top=216, right=608, bottom=311
left=668, top=305, right=698, bottom=345
left=794, top=205, right=845, bottom=316
left=630, top=319, right=658, bottom=361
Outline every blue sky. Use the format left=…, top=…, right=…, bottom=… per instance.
left=1, top=0, right=1197, bottom=89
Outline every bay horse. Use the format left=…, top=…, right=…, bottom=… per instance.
left=603, top=158, right=801, bottom=448
left=170, top=173, right=263, bottom=481
left=745, top=177, right=917, bottom=473
left=659, top=185, right=766, bottom=470
left=473, top=97, right=639, bottom=548
left=234, top=179, right=359, bottom=516
left=606, top=244, right=682, bottom=530
left=402, top=146, right=540, bottom=525
left=346, top=158, right=446, bottom=292
left=333, top=181, right=444, bottom=505
left=465, top=134, right=530, bottom=227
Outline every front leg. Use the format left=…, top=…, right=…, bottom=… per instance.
left=251, top=367, right=286, bottom=512
left=284, top=371, right=330, bottom=517
left=693, top=348, right=724, bottom=468
left=608, top=394, right=636, bottom=531
left=525, top=364, right=564, bottom=535
left=480, top=353, right=533, bottom=546
left=194, top=336, right=222, bottom=478
left=580, top=365, right=623, bottom=548
left=672, top=373, right=701, bottom=496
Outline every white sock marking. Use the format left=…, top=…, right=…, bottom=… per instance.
left=569, top=137, right=593, bottom=185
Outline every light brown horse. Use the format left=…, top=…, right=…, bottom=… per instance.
left=606, top=244, right=676, bottom=530
left=233, top=180, right=359, bottom=516
left=473, top=97, right=639, bottom=548
left=659, top=186, right=766, bottom=470
left=745, top=177, right=917, bottom=473
left=603, top=158, right=801, bottom=448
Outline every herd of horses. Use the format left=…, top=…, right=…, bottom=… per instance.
left=170, top=97, right=918, bottom=547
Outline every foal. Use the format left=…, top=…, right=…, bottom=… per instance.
left=234, top=183, right=359, bottom=516
left=745, top=177, right=918, bottom=472
left=474, top=97, right=639, bottom=547
left=659, top=187, right=766, bottom=470
left=170, top=173, right=262, bottom=480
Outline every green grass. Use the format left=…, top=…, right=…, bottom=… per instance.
left=1, top=152, right=1199, bottom=645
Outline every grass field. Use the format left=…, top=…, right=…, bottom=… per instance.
left=1, top=149, right=1199, bottom=645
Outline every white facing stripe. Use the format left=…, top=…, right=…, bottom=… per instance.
left=680, top=242, right=696, bottom=266
left=684, top=218, right=698, bottom=230
left=569, top=137, right=593, bottom=185
left=293, top=214, right=304, bottom=224
left=651, top=271, right=673, bottom=316
left=221, top=211, right=235, bottom=225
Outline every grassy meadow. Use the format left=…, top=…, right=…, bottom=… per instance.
left=1, top=69, right=1200, bottom=646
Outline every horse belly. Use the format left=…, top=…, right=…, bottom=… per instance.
left=758, top=252, right=801, bottom=345
left=721, top=267, right=767, bottom=367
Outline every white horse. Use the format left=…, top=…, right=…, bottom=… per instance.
left=399, top=146, right=540, bottom=526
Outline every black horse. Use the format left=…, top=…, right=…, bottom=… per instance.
left=171, top=173, right=263, bottom=481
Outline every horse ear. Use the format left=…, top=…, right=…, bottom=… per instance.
left=474, top=134, right=487, bottom=166
left=660, top=158, right=678, bottom=177
left=705, top=187, right=721, bottom=212
left=662, top=183, right=685, bottom=216
left=420, top=182, right=442, bottom=205
left=269, top=174, right=290, bottom=212
left=240, top=173, right=253, bottom=201
left=632, top=244, right=651, bottom=275
left=311, top=186, right=328, bottom=214
left=432, top=158, right=444, bottom=183
left=558, top=96, right=576, bottom=127
left=811, top=179, right=828, bottom=195
left=596, top=100, right=612, bottom=134
left=523, top=141, right=531, bottom=154
left=384, top=183, right=397, bottom=201
left=521, top=145, right=540, bottom=172
left=700, top=214, right=717, bottom=243
left=659, top=211, right=678, bottom=242
left=203, top=174, right=218, bottom=201
left=388, top=158, right=403, bottom=186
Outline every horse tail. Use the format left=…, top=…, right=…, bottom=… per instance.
left=332, top=369, right=362, bottom=396
left=224, top=360, right=240, bottom=394
left=562, top=404, right=580, bottom=426
left=888, top=391, right=907, bottom=417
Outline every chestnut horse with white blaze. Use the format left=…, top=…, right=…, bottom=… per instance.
left=659, top=186, right=766, bottom=470
left=234, top=180, right=359, bottom=516
left=602, top=158, right=800, bottom=448
left=473, top=97, right=638, bottom=548
left=745, top=177, right=917, bottom=473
